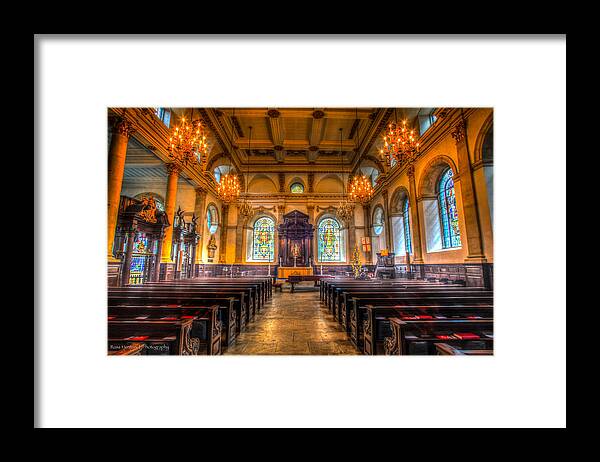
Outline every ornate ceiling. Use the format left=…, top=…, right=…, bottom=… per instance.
left=111, top=107, right=438, bottom=191
left=174, top=107, right=430, bottom=173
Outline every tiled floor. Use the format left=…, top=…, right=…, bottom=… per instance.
left=224, top=286, right=359, bottom=355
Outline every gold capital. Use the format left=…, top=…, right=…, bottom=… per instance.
left=112, top=117, right=136, bottom=138
left=166, top=163, right=182, bottom=176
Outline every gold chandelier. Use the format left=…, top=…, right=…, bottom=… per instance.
left=336, top=127, right=354, bottom=224
left=237, top=125, right=254, bottom=218
left=216, top=109, right=241, bottom=203
left=348, top=110, right=374, bottom=204
left=379, top=110, right=420, bottom=167
left=217, top=171, right=241, bottom=203
left=167, top=108, right=210, bottom=168
left=349, top=174, right=374, bottom=204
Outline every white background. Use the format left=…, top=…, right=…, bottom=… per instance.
left=35, top=35, right=566, bottom=428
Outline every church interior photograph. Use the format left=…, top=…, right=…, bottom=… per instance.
left=35, top=34, right=566, bottom=430
left=107, top=106, right=494, bottom=356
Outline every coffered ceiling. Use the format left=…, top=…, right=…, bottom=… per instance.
left=112, top=107, right=438, bottom=189
left=174, top=107, right=429, bottom=172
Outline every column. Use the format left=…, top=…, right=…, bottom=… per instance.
left=382, top=189, right=392, bottom=251
left=160, top=163, right=181, bottom=263
left=218, top=203, right=229, bottom=264
left=121, top=228, right=135, bottom=286
left=306, top=205, right=316, bottom=266
left=407, top=165, right=424, bottom=264
left=193, top=187, right=208, bottom=263
left=306, top=204, right=315, bottom=224
left=362, top=203, right=372, bottom=263
left=234, top=209, right=248, bottom=264
left=107, top=117, right=135, bottom=260
left=452, top=120, right=487, bottom=262
left=153, top=230, right=165, bottom=281
left=277, top=204, right=286, bottom=222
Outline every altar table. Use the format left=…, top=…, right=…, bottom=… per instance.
left=277, top=266, right=313, bottom=279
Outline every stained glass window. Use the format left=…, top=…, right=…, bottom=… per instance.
left=403, top=199, right=412, bottom=254
left=438, top=168, right=461, bottom=248
left=207, top=205, right=218, bottom=234
left=290, top=183, right=304, bottom=193
left=252, top=217, right=275, bottom=261
left=318, top=218, right=341, bottom=262
left=373, top=206, right=384, bottom=236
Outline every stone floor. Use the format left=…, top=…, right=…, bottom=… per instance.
left=224, top=286, right=359, bottom=355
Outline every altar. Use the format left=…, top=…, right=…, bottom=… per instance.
left=277, top=266, right=313, bottom=279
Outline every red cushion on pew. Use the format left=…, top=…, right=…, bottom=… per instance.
left=128, top=336, right=149, bottom=341
left=454, top=333, right=480, bottom=340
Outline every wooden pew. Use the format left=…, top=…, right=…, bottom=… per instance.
left=435, top=343, right=493, bottom=355
left=363, top=304, right=493, bottom=355
left=185, top=276, right=273, bottom=302
left=336, top=285, right=489, bottom=325
left=339, top=288, right=491, bottom=334
left=108, top=304, right=222, bottom=355
left=152, top=279, right=267, bottom=311
left=134, top=283, right=259, bottom=320
left=323, top=280, right=448, bottom=315
left=109, top=286, right=249, bottom=327
left=108, top=318, right=198, bottom=355
left=108, top=293, right=239, bottom=347
left=384, top=318, right=494, bottom=355
left=333, top=284, right=474, bottom=321
left=349, top=293, right=493, bottom=350
left=320, top=278, right=435, bottom=303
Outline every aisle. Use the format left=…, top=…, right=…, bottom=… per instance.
left=224, top=289, right=359, bottom=355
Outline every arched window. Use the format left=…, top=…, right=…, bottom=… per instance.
left=252, top=217, right=275, bottom=261
left=372, top=206, right=385, bottom=236
left=318, top=217, right=342, bottom=262
left=361, top=166, right=380, bottom=187
left=438, top=168, right=461, bottom=248
left=214, top=165, right=233, bottom=184
left=403, top=199, right=412, bottom=254
left=206, top=205, right=219, bottom=234
left=290, top=182, right=304, bottom=194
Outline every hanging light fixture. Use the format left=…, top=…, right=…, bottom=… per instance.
left=336, top=127, right=354, bottom=224
left=216, top=109, right=242, bottom=203
left=379, top=108, right=420, bottom=167
left=167, top=108, right=210, bottom=168
left=348, top=109, right=374, bottom=204
left=238, top=125, right=254, bottom=218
